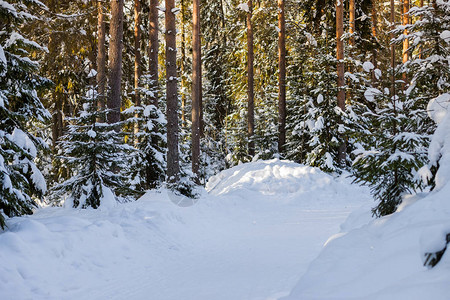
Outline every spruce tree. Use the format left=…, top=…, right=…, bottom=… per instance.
left=0, top=0, right=50, bottom=228
left=50, top=88, right=136, bottom=208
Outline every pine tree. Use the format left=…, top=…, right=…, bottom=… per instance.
left=0, top=0, right=50, bottom=228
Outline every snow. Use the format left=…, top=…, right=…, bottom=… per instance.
left=0, top=44, right=6, bottom=68
left=364, top=87, right=382, bottom=102
left=237, top=3, right=249, bottom=12
left=426, top=93, right=450, bottom=191
left=440, top=30, right=450, bottom=43
left=0, top=160, right=370, bottom=300
left=10, top=128, right=37, bottom=158
left=87, top=129, right=96, bottom=138
left=427, top=93, right=450, bottom=124
left=284, top=182, right=450, bottom=300
left=362, top=61, right=375, bottom=72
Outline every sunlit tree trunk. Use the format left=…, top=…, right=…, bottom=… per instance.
left=277, top=0, right=286, bottom=153
left=134, top=0, right=141, bottom=143
left=165, top=0, right=180, bottom=184
left=402, top=0, right=410, bottom=88
left=247, top=0, right=255, bottom=157
left=336, top=0, right=346, bottom=164
left=371, top=0, right=379, bottom=84
left=180, top=0, right=187, bottom=126
left=390, top=0, right=396, bottom=97
left=149, top=0, right=159, bottom=106
left=108, top=0, right=124, bottom=125
left=97, top=0, right=106, bottom=113
left=192, top=0, right=202, bottom=183
left=349, top=0, right=356, bottom=46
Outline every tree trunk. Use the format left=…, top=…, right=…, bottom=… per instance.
left=402, top=0, right=409, bottom=88
left=336, top=0, right=346, bottom=164
left=349, top=0, right=356, bottom=46
left=180, top=0, right=187, bottom=127
left=134, top=0, right=141, bottom=143
left=247, top=0, right=255, bottom=157
left=371, top=0, right=379, bottom=84
left=108, top=0, right=124, bottom=125
left=277, top=0, right=286, bottom=154
left=192, top=0, right=201, bottom=183
left=419, top=0, right=424, bottom=59
left=390, top=0, right=396, bottom=97
left=149, top=0, right=159, bottom=106
left=97, top=0, right=106, bottom=113
left=165, top=0, right=180, bottom=184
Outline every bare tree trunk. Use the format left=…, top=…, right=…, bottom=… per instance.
left=97, top=0, right=106, bottom=113
left=180, top=0, right=187, bottom=127
left=419, top=0, right=424, bottom=59
left=402, top=0, right=410, bottom=88
left=390, top=0, right=396, bottom=97
left=336, top=0, right=345, bottom=109
left=277, top=0, right=286, bottom=154
left=165, top=0, right=180, bottom=184
left=247, top=0, right=255, bottom=157
left=349, top=0, right=356, bottom=46
left=149, top=0, right=159, bottom=106
left=336, top=0, right=346, bottom=165
left=134, top=0, right=142, bottom=143
left=192, top=0, right=201, bottom=183
left=52, top=93, right=63, bottom=149
left=371, top=0, right=379, bottom=84
left=108, top=0, right=124, bottom=125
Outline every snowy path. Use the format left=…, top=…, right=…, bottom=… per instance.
left=0, top=160, right=371, bottom=300
left=118, top=204, right=354, bottom=300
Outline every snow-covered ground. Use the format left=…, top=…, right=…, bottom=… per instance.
left=284, top=185, right=450, bottom=300
left=0, top=159, right=370, bottom=300
left=5, top=159, right=449, bottom=300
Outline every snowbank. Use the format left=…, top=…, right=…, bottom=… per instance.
left=206, top=159, right=363, bottom=208
left=284, top=183, right=450, bottom=300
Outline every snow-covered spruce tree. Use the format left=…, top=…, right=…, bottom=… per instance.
left=123, top=94, right=166, bottom=192
left=289, top=38, right=349, bottom=173
left=352, top=88, right=429, bottom=217
left=0, top=0, right=50, bottom=229
left=398, top=0, right=450, bottom=103
left=50, top=88, right=136, bottom=208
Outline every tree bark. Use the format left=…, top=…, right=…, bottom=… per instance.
left=149, top=0, right=159, bottom=106
left=402, top=0, right=409, bottom=88
left=277, top=0, right=286, bottom=154
left=371, top=0, right=379, bottom=84
left=180, top=0, right=187, bottom=127
left=108, top=0, right=124, bottom=125
left=419, top=0, right=424, bottom=59
left=390, top=0, right=396, bottom=97
left=97, top=0, right=106, bottom=113
left=165, top=0, right=180, bottom=184
left=336, top=0, right=346, bottom=165
left=247, top=0, right=255, bottom=157
left=134, top=0, right=142, bottom=143
left=349, top=0, right=356, bottom=46
left=192, top=0, right=201, bottom=183
left=336, top=0, right=345, bottom=109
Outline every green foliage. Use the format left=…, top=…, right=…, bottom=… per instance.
left=352, top=90, right=429, bottom=217
left=0, top=0, right=50, bottom=228
left=50, top=89, right=137, bottom=208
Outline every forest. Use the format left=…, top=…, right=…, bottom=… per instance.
left=1, top=0, right=450, bottom=229
left=3, top=0, right=450, bottom=299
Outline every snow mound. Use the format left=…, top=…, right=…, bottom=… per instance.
left=206, top=159, right=338, bottom=197
left=284, top=182, right=450, bottom=300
